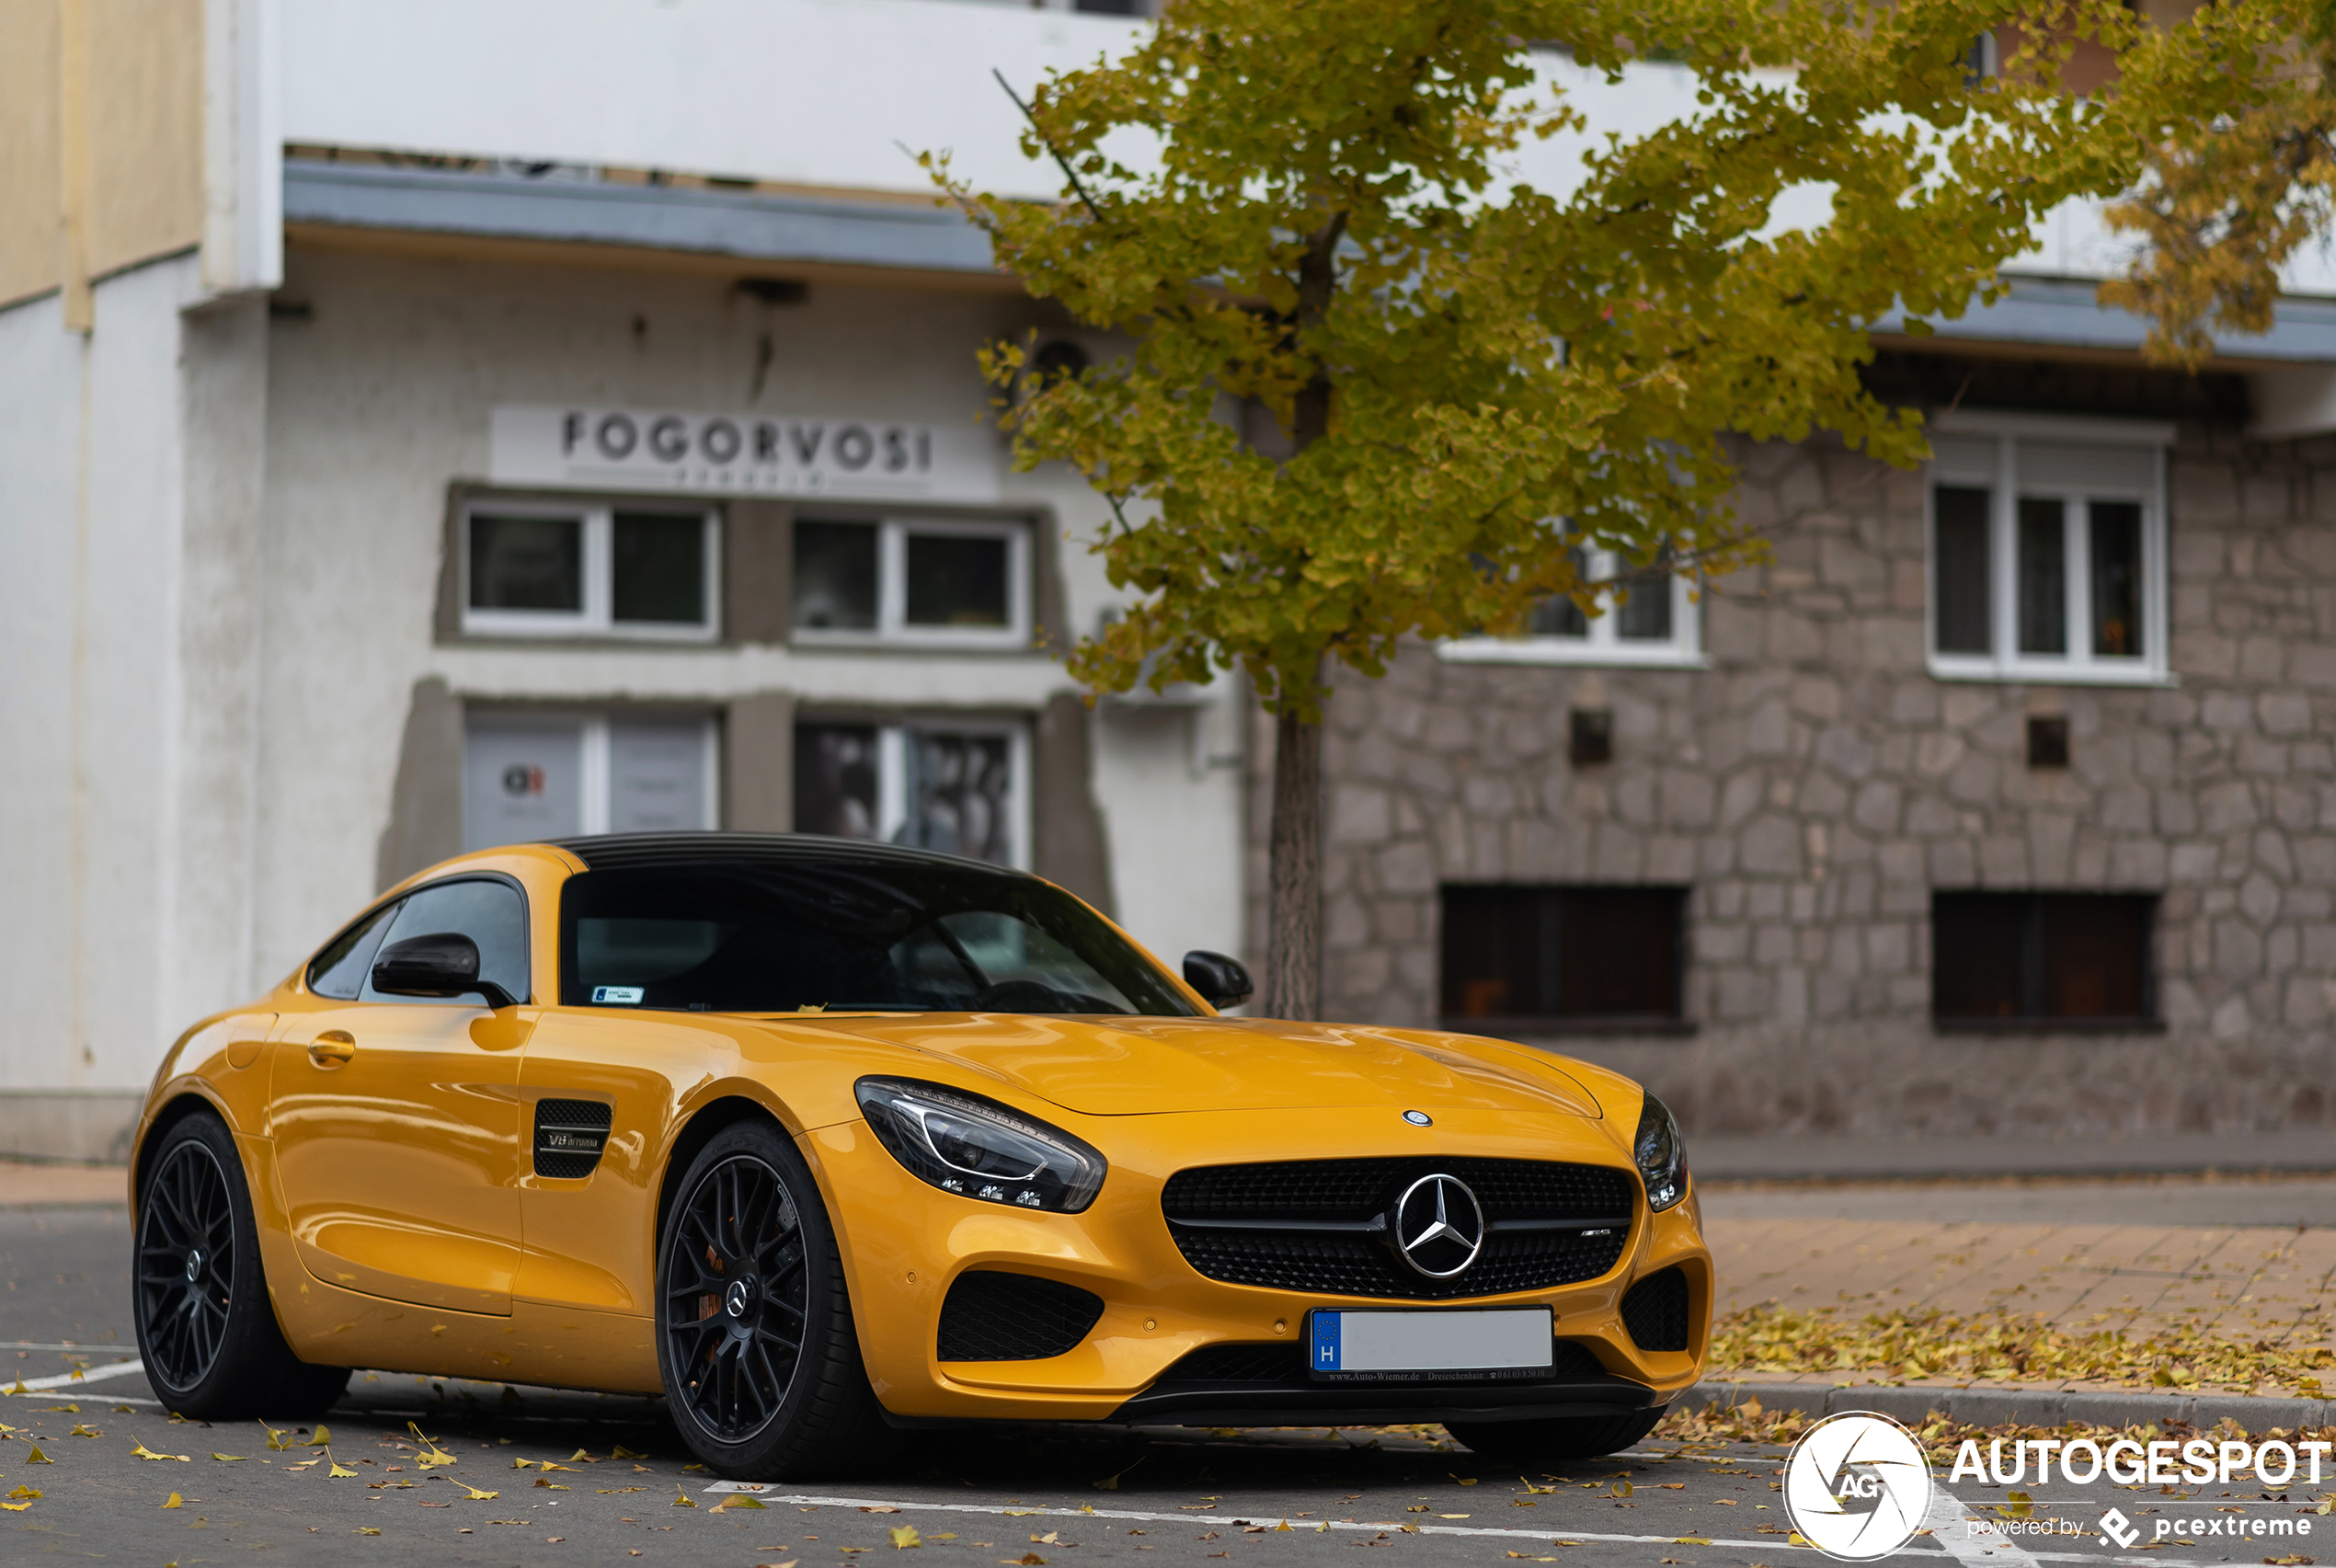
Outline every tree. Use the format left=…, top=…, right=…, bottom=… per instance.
left=932, top=0, right=2140, bottom=1019
left=2100, top=0, right=2336, bottom=368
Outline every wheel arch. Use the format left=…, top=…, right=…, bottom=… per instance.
left=131, top=1088, right=239, bottom=1221
left=653, top=1093, right=789, bottom=1250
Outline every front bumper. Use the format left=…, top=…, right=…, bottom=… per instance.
left=804, top=1104, right=1712, bottom=1425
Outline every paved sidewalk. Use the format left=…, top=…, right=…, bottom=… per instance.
left=0, top=1160, right=127, bottom=1207
left=1695, top=1129, right=2336, bottom=1181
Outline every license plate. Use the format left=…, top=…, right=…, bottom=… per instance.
left=1306, top=1308, right=1555, bottom=1382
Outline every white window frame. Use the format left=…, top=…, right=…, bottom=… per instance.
left=460, top=499, right=721, bottom=641
left=464, top=711, right=719, bottom=848
left=1926, top=411, right=2172, bottom=687
left=792, top=516, right=1032, bottom=651
left=1439, top=548, right=1705, bottom=668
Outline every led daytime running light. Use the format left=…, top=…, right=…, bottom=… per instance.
left=854, top=1077, right=1106, bottom=1214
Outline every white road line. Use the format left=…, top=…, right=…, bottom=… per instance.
left=698, top=1489, right=1843, bottom=1552
left=1926, top=1480, right=2044, bottom=1568
left=5, top=1358, right=144, bottom=1392
left=708, top=1488, right=2204, bottom=1566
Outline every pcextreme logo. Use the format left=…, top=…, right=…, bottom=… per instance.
left=1782, top=1412, right=1935, bottom=1562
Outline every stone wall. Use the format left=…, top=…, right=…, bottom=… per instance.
left=1304, top=423, right=2336, bottom=1136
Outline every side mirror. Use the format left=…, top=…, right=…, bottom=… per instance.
left=372, top=932, right=519, bottom=1010
left=1182, top=950, right=1254, bottom=1010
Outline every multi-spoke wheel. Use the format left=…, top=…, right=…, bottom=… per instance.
left=136, top=1138, right=236, bottom=1389
left=656, top=1120, right=890, bottom=1479
left=132, top=1111, right=349, bottom=1419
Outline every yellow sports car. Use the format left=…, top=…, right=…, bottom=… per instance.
left=132, top=833, right=1711, bottom=1477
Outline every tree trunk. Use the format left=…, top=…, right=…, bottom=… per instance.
left=1263, top=703, right=1322, bottom=1019
left=1259, top=210, right=1345, bottom=1021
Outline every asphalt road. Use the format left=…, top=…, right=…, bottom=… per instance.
left=2, top=1200, right=2313, bottom=1567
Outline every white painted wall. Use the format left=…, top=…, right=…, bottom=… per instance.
left=249, top=246, right=1244, bottom=985
left=0, top=292, right=87, bottom=1091
left=0, top=254, right=275, bottom=1095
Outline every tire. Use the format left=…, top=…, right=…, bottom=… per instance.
left=656, top=1119, right=893, bottom=1480
left=1445, top=1405, right=1669, bottom=1464
left=133, top=1110, right=350, bottom=1420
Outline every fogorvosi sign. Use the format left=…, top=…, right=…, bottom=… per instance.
left=489, top=406, right=1000, bottom=503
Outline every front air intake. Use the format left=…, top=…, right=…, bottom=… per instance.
left=935, top=1271, right=1105, bottom=1362
left=1620, top=1265, right=1691, bottom=1353
left=532, top=1099, right=613, bottom=1179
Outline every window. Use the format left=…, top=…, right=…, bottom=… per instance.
left=463, top=501, right=718, bottom=639
left=1441, top=547, right=1702, bottom=667
left=361, top=877, right=532, bottom=1006
left=1931, top=892, right=2159, bottom=1030
left=1927, top=416, right=2168, bottom=682
left=559, top=858, right=1193, bottom=1015
left=792, top=516, right=1030, bottom=647
left=306, top=902, right=400, bottom=999
left=795, top=720, right=1029, bottom=869
left=463, top=712, right=717, bottom=850
left=1438, top=885, right=1689, bottom=1031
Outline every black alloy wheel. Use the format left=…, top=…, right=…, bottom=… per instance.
left=655, top=1119, right=892, bottom=1478
left=131, top=1110, right=349, bottom=1419
left=135, top=1139, right=236, bottom=1389
left=663, top=1153, right=810, bottom=1442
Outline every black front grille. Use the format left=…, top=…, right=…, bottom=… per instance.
left=1162, top=1157, right=1634, bottom=1300
left=532, top=1099, right=613, bottom=1179
left=1620, top=1265, right=1691, bottom=1353
left=936, top=1271, right=1105, bottom=1362
left=1152, top=1338, right=1610, bottom=1387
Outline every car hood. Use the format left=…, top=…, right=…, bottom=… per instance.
left=761, top=1013, right=1603, bottom=1118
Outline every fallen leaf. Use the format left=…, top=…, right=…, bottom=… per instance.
left=163, top=1493, right=183, bottom=1509
left=1032, top=1532, right=1059, bottom=1544
left=1437, top=1513, right=1470, bottom=1519
left=454, top=1483, right=500, bottom=1501
left=597, top=1487, right=647, bottom=1494
left=569, top=1449, right=593, bottom=1462
left=8, top=1488, right=40, bottom=1500
left=716, top=1496, right=766, bottom=1510
left=1452, top=1477, right=1479, bottom=1486
left=865, top=1505, right=903, bottom=1514
left=330, top=1459, right=361, bottom=1479
left=358, top=1527, right=381, bottom=1535
left=534, top=1478, right=572, bottom=1491
left=758, top=1562, right=800, bottom=1568
left=1018, top=1555, right=1046, bottom=1565
left=68, top=1425, right=97, bottom=1437
left=892, top=1525, right=923, bottom=1549
left=0, top=1503, right=28, bottom=1514
left=1674, top=1539, right=1712, bottom=1546
left=671, top=1490, right=697, bottom=1508
left=1275, top=1520, right=1293, bottom=1532
left=312, top=1425, right=333, bottom=1446
left=133, top=1442, right=191, bottom=1461
left=512, top=1459, right=538, bottom=1470
left=1658, top=1483, right=1685, bottom=1491
left=613, top=1445, right=647, bottom=1460
left=212, top=1453, right=246, bottom=1462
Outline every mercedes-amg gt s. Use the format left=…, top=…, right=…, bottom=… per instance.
left=131, top=833, right=1711, bottom=1478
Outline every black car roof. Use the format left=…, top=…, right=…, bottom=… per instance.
left=547, top=831, right=1032, bottom=879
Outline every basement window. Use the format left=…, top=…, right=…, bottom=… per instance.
left=1438, top=885, right=1690, bottom=1034
left=1931, top=891, right=2161, bottom=1031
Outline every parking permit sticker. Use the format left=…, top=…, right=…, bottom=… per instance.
left=592, top=986, right=646, bottom=1004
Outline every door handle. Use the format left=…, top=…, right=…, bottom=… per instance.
left=308, top=1032, right=356, bottom=1068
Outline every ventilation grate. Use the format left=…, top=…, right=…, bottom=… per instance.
left=936, top=1271, right=1105, bottom=1362
left=1620, top=1265, right=1691, bottom=1353
left=533, top=1099, right=613, bottom=1179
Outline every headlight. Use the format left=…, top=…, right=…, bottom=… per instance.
left=1634, top=1093, right=1687, bottom=1212
left=854, top=1077, right=1106, bottom=1214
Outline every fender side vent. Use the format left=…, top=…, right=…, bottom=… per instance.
left=936, top=1271, right=1104, bottom=1362
left=533, top=1099, right=613, bottom=1179
left=1620, top=1265, right=1691, bottom=1353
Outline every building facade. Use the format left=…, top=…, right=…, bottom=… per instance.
left=6, top=0, right=2335, bottom=1156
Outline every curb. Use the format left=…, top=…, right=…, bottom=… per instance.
left=1688, top=1379, right=2331, bottom=1434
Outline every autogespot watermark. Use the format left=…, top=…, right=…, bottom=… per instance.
left=1785, top=1414, right=2326, bottom=1560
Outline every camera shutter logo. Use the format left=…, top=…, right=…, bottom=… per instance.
left=1782, top=1412, right=1934, bottom=1561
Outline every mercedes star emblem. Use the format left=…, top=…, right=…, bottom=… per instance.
left=1392, top=1172, right=1485, bottom=1278
left=724, top=1278, right=753, bottom=1319
left=1402, top=1109, right=1433, bottom=1127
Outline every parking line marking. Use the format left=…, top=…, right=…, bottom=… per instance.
left=1926, top=1482, right=2044, bottom=1568
left=4, top=1358, right=144, bottom=1392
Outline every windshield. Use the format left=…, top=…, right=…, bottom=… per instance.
left=558, top=860, right=1197, bottom=1016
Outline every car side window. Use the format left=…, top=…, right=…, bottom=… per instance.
left=361, top=877, right=531, bottom=1005
left=307, top=901, right=403, bottom=1000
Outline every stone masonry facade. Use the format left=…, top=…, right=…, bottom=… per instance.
left=1297, top=421, right=2336, bottom=1136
